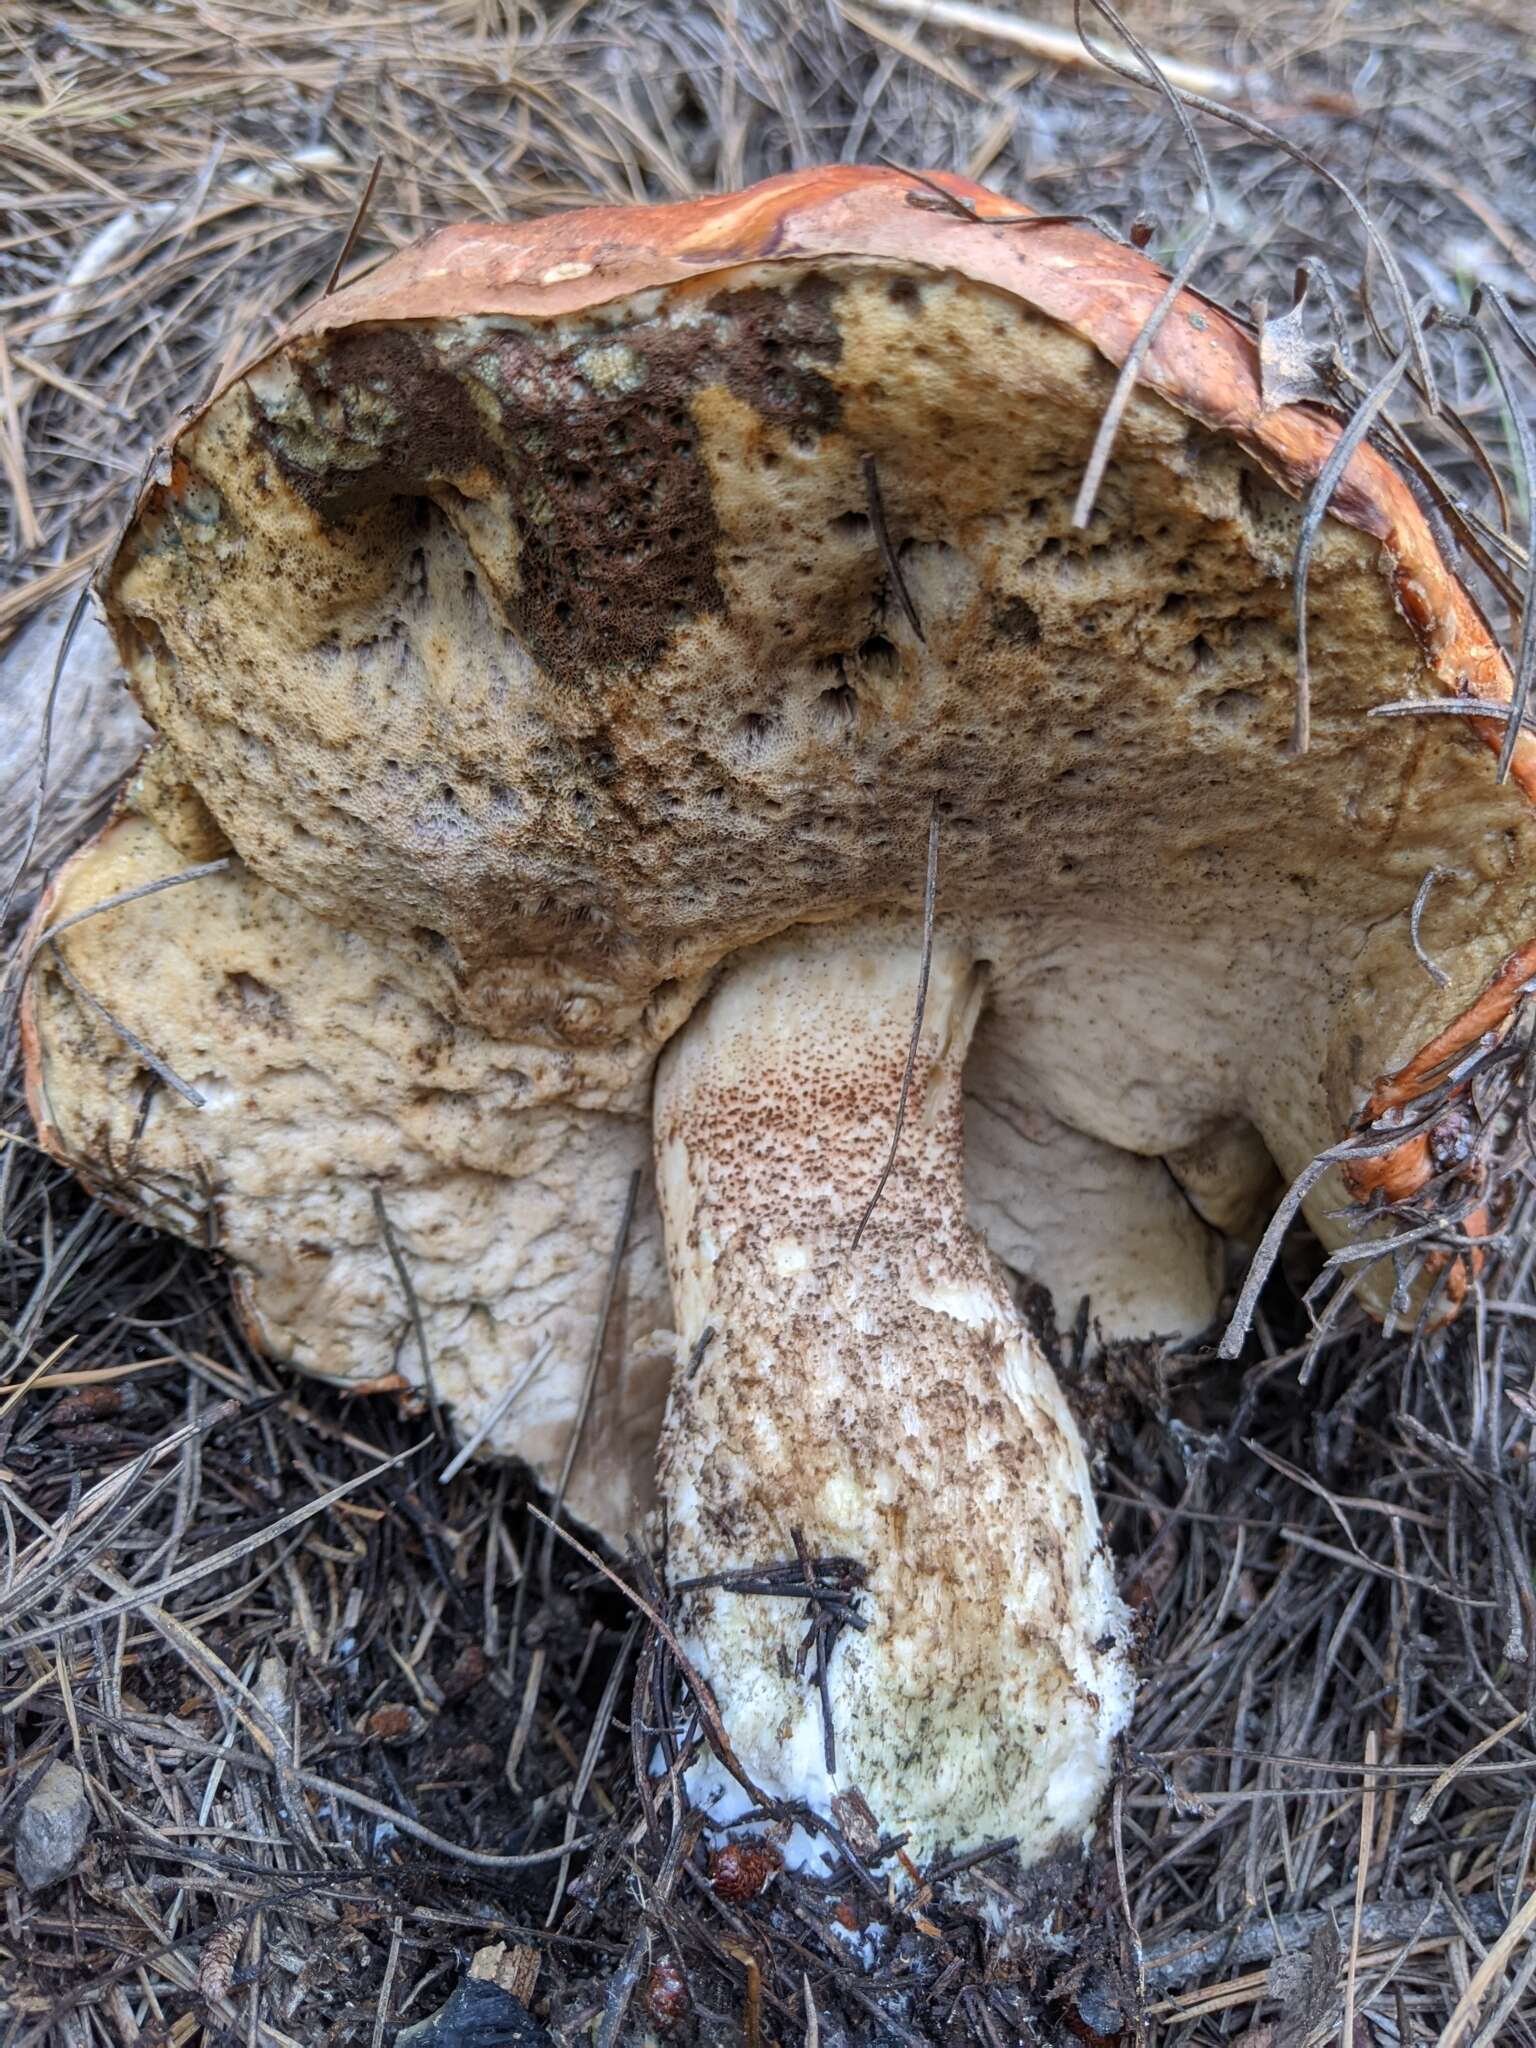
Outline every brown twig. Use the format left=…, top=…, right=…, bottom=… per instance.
left=323, top=153, right=384, bottom=296
left=850, top=803, right=940, bottom=1252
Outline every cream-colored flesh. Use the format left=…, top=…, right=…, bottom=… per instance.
left=27, top=802, right=1228, bottom=1556
left=27, top=808, right=676, bottom=1540
left=964, top=1022, right=1224, bottom=1336
left=653, top=918, right=1135, bottom=1871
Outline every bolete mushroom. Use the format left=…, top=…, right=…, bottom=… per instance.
left=25, top=166, right=1536, bottom=1870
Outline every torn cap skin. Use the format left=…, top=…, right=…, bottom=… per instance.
left=25, top=165, right=1536, bottom=1870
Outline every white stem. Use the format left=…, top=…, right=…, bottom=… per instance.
left=653, top=918, right=1133, bottom=1873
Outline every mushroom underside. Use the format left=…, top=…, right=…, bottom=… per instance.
left=103, top=262, right=1535, bottom=1164
left=24, top=801, right=677, bottom=1541
left=29, top=797, right=1236, bottom=1539
left=28, top=253, right=1536, bottom=1533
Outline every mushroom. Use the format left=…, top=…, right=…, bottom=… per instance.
left=25, top=166, right=1536, bottom=1870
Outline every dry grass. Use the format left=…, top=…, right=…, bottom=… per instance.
left=4, top=2, right=1536, bottom=2042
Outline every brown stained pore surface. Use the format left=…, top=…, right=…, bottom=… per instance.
left=243, top=276, right=843, bottom=692
left=101, top=257, right=1536, bottom=1172
left=35, top=162, right=1534, bottom=1322
left=254, top=165, right=1524, bottom=766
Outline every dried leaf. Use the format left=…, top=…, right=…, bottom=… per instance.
left=1269, top=1919, right=1341, bottom=2048
left=830, top=1784, right=881, bottom=1859
left=1258, top=271, right=1339, bottom=411
left=469, top=1943, right=540, bottom=2003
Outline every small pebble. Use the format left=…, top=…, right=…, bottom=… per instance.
left=15, top=1760, right=90, bottom=1892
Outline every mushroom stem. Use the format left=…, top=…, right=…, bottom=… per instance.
left=653, top=918, right=1134, bottom=1872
